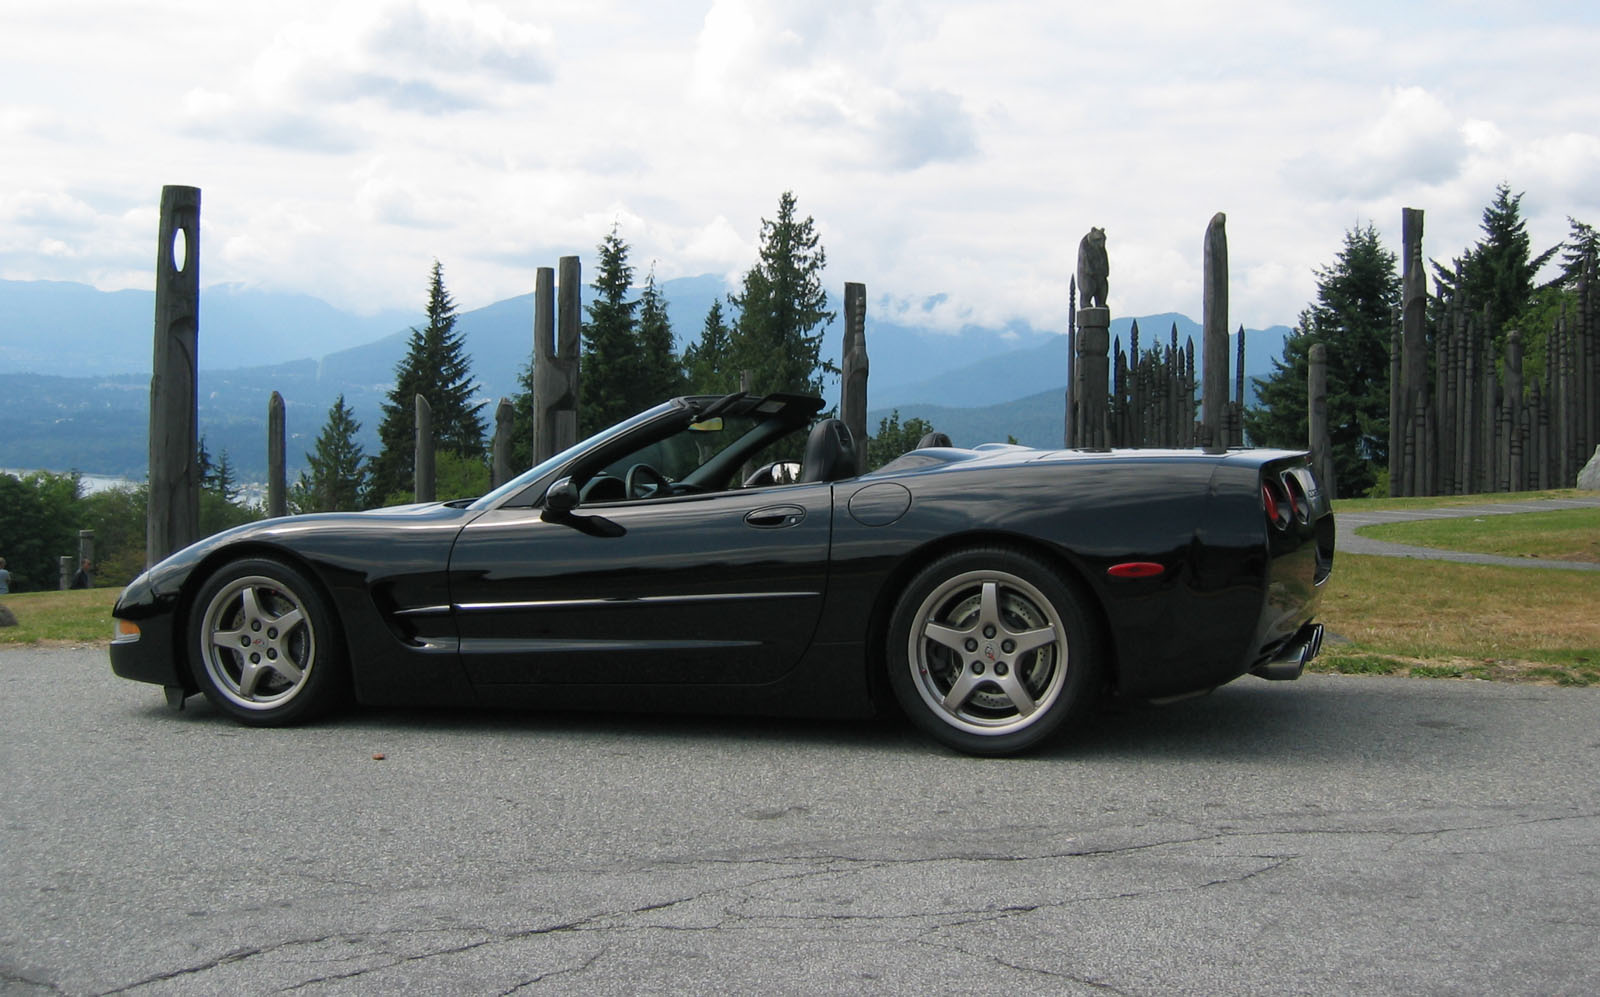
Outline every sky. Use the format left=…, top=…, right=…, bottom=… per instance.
left=3, top=0, right=1598, bottom=339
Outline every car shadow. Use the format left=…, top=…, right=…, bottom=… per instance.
left=143, top=676, right=1509, bottom=764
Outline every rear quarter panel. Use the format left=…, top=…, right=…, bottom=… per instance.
left=828, top=449, right=1325, bottom=702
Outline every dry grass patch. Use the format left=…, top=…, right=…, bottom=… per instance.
left=1313, top=553, right=1600, bottom=685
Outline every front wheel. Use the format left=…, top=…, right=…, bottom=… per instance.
left=887, top=547, right=1100, bottom=755
left=188, top=557, right=346, bottom=726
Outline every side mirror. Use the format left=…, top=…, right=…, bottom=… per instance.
left=544, top=477, right=580, bottom=514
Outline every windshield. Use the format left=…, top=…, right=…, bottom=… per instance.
left=467, top=400, right=678, bottom=510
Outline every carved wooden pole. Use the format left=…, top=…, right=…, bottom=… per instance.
left=1065, top=277, right=1077, bottom=446
left=147, top=185, right=201, bottom=565
left=414, top=394, right=435, bottom=502
left=555, top=256, right=581, bottom=450
left=267, top=391, right=287, bottom=517
left=1201, top=213, right=1228, bottom=448
left=1075, top=229, right=1110, bottom=448
left=1309, top=343, right=1335, bottom=496
left=1233, top=324, right=1246, bottom=445
left=1397, top=207, right=1428, bottom=495
left=533, top=265, right=579, bottom=465
left=1075, top=315, right=1109, bottom=448
left=1506, top=330, right=1524, bottom=491
left=492, top=397, right=514, bottom=488
left=1387, top=307, right=1401, bottom=489
left=840, top=282, right=869, bottom=450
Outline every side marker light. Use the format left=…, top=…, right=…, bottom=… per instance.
left=1107, top=562, right=1165, bottom=579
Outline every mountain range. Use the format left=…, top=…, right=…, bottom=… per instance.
left=0, top=276, right=1290, bottom=481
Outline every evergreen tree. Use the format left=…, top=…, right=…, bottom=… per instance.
left=1556, top=216, right=1598, bottom=287
left=865, top=410, right=935, bottom=470
left=727, top=191, right=836, bottom=397
left=509, top=358, right=537, bottom=471
left=291, top=394, right=368, bottom=513
left=367, top=260, right=485, bottom=505
left=579, top=224, right=641, bottom=437
left=1245, top=224, right=1400, bottom=497
left=637, top=264, right=683, bottom=401
left=684, top=299, right=736, bottom=394
left=1432, top=183, right=1559, bottom=342
left=211, top=448, right=238, bottom=503
left=196, top=437, right=214, bottom=492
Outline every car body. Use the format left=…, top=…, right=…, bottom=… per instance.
left=111, top=392, right=1334, bottom=755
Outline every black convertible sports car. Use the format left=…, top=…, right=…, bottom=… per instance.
left=111, top=392, right=1334, bottom=755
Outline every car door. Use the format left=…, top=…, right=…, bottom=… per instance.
left=447, top=482, right=833, bottom=686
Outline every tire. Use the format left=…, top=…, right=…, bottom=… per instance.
left=188, top=557, right=346, bottom=726
left=887, top=547, right=1100, bottom=755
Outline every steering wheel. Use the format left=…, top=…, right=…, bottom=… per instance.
left=625, top=462, right=671, bottom=499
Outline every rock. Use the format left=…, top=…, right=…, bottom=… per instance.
left=0, top=603, right=17, bottom=628
left=1579, top=446, right=1600, bottom=491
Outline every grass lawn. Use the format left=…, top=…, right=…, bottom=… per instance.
left=1355, top=507, right=1600, bottom=563
left=0, top=588, right=120, bottom=646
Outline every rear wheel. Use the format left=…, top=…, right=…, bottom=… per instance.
left=888, top=547, right=1099, bottom=755
left=188, top=557, right=345, bottom=726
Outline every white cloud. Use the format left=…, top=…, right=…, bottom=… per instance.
left=1289, top=87, right=1469, bottom=200
left=1, top=0, right=1597, bottom=334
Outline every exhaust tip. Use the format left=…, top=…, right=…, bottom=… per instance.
left=1252, top=623, right=1324, bottom=682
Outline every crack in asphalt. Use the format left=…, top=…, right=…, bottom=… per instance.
left=96, top=812, right=1596, bottom=993
left=496, top=949, right=607, bottom=995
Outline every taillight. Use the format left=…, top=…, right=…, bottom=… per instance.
left=1262, top=480, right=1290, bottom=530
left=1282, top=472, right=1311, bottom=524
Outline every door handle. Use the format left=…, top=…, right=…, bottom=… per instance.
left=745, top=505, right=806, bottom=529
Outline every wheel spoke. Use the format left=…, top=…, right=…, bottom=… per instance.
left=268, top=657, right=305, bottom=685
left=940, top=668, right=984, bottom=715
left=923, top=621, right=972, bottom=653
left=1006, top=623, right=1058, bottom=657
left=978, top=581, right=1001, bottom=629
left=237, top=659, right=267, bottom=699
left=238, top=587, right=265, bottom=625
left=270, top=606, right=305, bottom=635
left=992, top=671, right=1038, bottom=717
left=211, top=626, right=247, bottom=651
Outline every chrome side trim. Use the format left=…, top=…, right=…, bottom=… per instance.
left=392, top=605, right=453, bottom=618
left=459, top=637, right=761, bottom=654
left=454, top=591, right=818, bottom=613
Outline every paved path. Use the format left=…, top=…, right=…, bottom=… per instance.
left=1337, top=493, right=1600, bottom=570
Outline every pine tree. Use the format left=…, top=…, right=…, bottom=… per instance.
left=366, top=260, right=485, bottom=505
left=579, top=224, right=640, bottom=437
left=865, top=410, right=936, bottom=470
left=1556, top=217, right=1598, bottom=288
left=197, top=437, right=214, bottom=492
left=291, top=394, right=367, bottom=513
left=1245, top=224, right=1400, bottom=497
left=637, top=264, right=683, bottom=402
left=684, top=299, right=736, bottom=394
left=727, top=191, right=836, bottom=397
left=211, top=448, right=238, bottom=503
left=1432, top=183, right=1560, bottom=342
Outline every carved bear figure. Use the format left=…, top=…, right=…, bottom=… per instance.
left=1077, top=227, right=1108, bottom=309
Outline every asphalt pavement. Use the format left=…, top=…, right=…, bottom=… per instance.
left=3, top=646, right=1599, bottom=995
